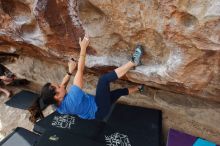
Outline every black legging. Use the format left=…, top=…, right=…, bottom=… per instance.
left=95, top=71, right=129, bottom=120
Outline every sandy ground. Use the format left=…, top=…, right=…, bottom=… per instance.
left=0, top=84, right=54, bottom=141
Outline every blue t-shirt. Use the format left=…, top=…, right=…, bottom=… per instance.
left=57, top=85, right=97, bottom=119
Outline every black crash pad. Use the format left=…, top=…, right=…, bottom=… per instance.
left=0, top=127, right=40, bottom=146
left=5, top=90, right=39, bottom=110
left=97, top=124, right=158, bottom=146
left=33, top=111, right=105, bottom=139
left=107, top=103, right=162, bottom=146
left=35, top=129, right=103, bottom=146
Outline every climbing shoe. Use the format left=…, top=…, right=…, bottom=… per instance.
left=131, top=45, right=144, bottom=66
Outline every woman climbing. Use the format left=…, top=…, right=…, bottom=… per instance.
left=29, top=34, right=144, bottom=122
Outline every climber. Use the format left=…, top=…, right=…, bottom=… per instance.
left=29, top=34, right=144, bottom=123
left=0, top=64, right=16, bottom=98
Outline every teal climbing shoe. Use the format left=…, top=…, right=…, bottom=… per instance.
left=131, top=45, right=144, bottom=66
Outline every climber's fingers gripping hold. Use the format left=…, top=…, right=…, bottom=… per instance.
left=79, top=34, right=90, bottom=50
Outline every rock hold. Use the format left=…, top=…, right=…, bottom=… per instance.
left=0, top=0, right=219, bottom=102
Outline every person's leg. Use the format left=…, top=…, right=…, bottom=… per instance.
left=3, top=79, right=14, bottom=85
left=110, top=88, right=129, bottom=103
left=95, top=45, right=144, bottom=120
left=114, top=61, right=135, bottom=78
left=128, top=85, right=143, bottom=94
left=0, top=87, right=10, bottom=98
left=114, top=44, right=144, bottom=78
left=95, top=71, right=118, bottom=120
left=95, top=61, right=139, bottom=120
left=109, top=85, right=143, bottom=103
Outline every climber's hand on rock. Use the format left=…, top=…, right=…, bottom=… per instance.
left=79, top=34, right=90, bottom=50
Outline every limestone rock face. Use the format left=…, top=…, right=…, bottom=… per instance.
left=0, top=0, right=220, bottom=101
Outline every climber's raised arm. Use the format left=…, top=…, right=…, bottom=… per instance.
left=60, top=59, right=77, bottom=88
left=73, top=34, right=90, bottom=89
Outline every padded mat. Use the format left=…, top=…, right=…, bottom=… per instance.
left=35, top=103, right=163, bottom=146
left=33, top=111, right=105, bottom=139
left=97, top=124, right=159, bottom=146
left=107, top=103, right=162, bottom=146
left=167, top=129, right=219, bottom=146
left=5, top=90, right=39, bottom=110
left=35, top=129, right=103, bottom=146
left=0, top=127, right=39, bottom=146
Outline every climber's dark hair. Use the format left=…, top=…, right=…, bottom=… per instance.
left=28, top=97, right=44, bottom=123
left=28, top=83, right=57, bottom=123
left=40, top=82, right=57, bottom=105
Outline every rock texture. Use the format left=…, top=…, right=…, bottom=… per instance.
left=79, top=0, right=220, bottom=102
left=0, top=0, right=219, bottom=102
left=0, top=0, right=220, bottom=144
